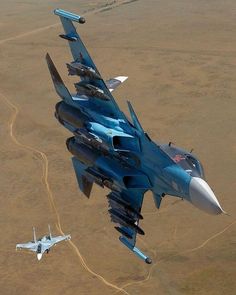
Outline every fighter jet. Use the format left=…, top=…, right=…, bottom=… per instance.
left=46, top=9, right=224, bottom=264
left=16, top=225, right=71, bottom=260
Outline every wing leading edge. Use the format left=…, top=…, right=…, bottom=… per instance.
left=54, top=9, right=128, bottom=122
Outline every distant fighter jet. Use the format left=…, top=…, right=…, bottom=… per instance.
left=46, top=9, right=224, bottom=264
left=16, top=225, right=71, bottom=260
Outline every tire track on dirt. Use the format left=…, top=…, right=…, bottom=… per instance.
left=0, top=92, right=130, bottom=295
left=0, top=2, right=140, bottom=293
left=115, top=218, right=236, bottom=293
left=0, top=0, right=135, bottom=45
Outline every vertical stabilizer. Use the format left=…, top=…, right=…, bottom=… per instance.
left=33, top=227, right=36, bottom=243
left=72, top=157, right=93, bottom=198
left=45, top=53, right=73, bottom=104
left=127, top=101, right=144, bottom=133
left=48, top=224, right=52, bottom=239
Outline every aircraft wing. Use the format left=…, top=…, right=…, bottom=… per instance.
left=53, top=9, right=129, bottom=122
left=107, top=189, right=151, bottom=263
left=16, top=242, right=38, bottom=252
left=50, top=234, right=71, bottom=246
left=36, top=235, right=71, bottom=255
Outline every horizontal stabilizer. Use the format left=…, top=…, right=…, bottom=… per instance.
left=72, top=157, right=93, bottom=198
left=45, top=53, right=73, bottom=103
left=106, top=76, right=128, bottom=92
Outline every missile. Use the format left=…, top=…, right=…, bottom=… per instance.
left=109, top=208, right=134, bottom=225
left=107, top=192, right=143, bottom=220
left=110, top=214, right=133, bottom=230
left=109, top=208, right=145, bottom=235
left=85, top=167, right=107, bottom=186
left=114, top=226, right=133, bottom=240
left=74, top=82, right=110, bottom=101
left=109, top=200, right=140, bottom=221
left=55, top=101, right=87, bottom=128
left=66, top=137, right=99, bottom=165
left=73, top=128, right=109, bottom=156
left=85, top=167, right=119, bottom=191
left=67, top=62, right=102, bottom=80
left=103, top=179, right=119, bottom=191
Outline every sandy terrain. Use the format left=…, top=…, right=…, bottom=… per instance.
left=0, top=0, right=236, bottom=294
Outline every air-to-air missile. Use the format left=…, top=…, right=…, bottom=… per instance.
left=109, top=208, right=145, bottom=235
left=67, top=62, right=102, bottom=80
left=74, top=81, right=110, bottom=101
left=85, top=167, right=119, bottom=191
left=114, top=226, right=133, bottom=240
left=107, top=192, right=143, bottom=220
left=73, top=128, right=110, bottom=156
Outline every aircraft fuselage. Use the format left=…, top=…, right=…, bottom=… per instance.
left=55, top=95, right=223, bottom=216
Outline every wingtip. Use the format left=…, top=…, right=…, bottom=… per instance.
left=45, top=52, right=50, bottom=60
left=115, top=76, right=128, bottom=83
left=45, top=52, right=52, bottom=65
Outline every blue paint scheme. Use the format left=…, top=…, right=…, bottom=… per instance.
left=46, top=9, right=223, bottom=264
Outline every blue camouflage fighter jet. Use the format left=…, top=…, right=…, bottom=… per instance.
left=46, top=9, right=224, bottom=264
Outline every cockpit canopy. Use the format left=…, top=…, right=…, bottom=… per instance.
left=160, top=144, right=205, bottom=179
left=37, top=244, right=42, bottom=253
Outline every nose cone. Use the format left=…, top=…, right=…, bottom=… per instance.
left=37, top=253, right=43, bottom=261
left=189, top=177, right=223, bottom=215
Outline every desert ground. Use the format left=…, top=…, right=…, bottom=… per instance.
left=0, top=0, right=236, bottom=294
